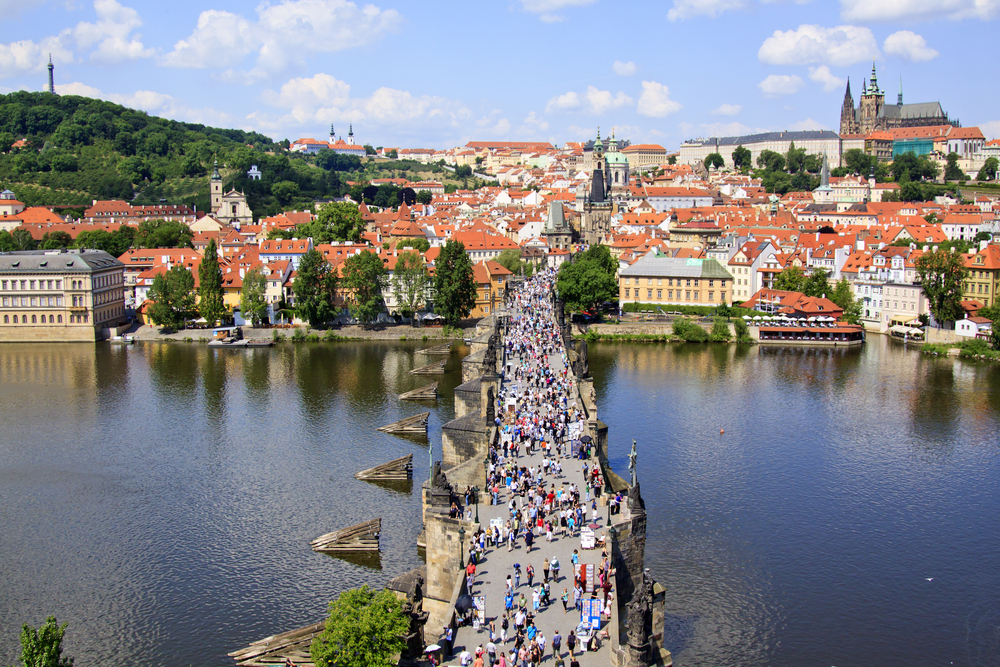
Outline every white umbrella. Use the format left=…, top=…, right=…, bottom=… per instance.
left=742, top=315, right=751, bottom=320
left=425, top=644, right=442, bottom=652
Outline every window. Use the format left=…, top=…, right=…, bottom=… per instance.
left=721, top=292, right=726, bottom=302
left=709, top=280, right=714, bottom=288
left=2, top=315, right=6, bottom=323
left=1, top=281, right=5, bottom=290
left=694, top=279, right=699, bottom=287
left=657, top=279, right=662, bottom=286
left=686, top=279, right=691, bottom=287
left=31, top=315, right=36, bottom=323
left=56, top=296, right=62, bottom=306
left=657, top=290, right=662, bottom=299
left=30, top=297, right=36, bottom=307
left=647, top=278, right=652, bottom=286
left=20, top=297, right=26, bottom=307
left=55, top=280, right=61, bottom=289
left=709, top=291, right=714, bottom=301
left=48, top=314, right=54, bottom=323
left=668, top=279, right=673, bottom=286
left=29, top=280, right=35, bottom=290
left=625, top=288, right=630, bottom=298
left=647, top=289, right=652, bottom=299
left=57, top=315, right=62, bottom=323
left=721, top=280, right=727, bottom=288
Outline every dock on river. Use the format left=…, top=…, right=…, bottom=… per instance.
left=399, top=382, right=438, bottom=401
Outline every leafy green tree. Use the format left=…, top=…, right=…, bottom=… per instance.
left=829, top=279, right=863, bottom=324
left=134, top=219, right=194, bottom=249
left=74, top=226, right=136, bottom=256
left=709, top=317, right=731, bottom=342
left=803, top=268, right=830, bottom=298
left=976, top=157, right=998, bottom=181
left=785, top=142, right=806, bottom=173
left=17, top=616, right=73, bottom=667
left=39, top=231, right=72, bottom=249
left=342, top=249, right=386, bottom=327
left=364, top=144, right=377, bottom=155
left=495, top=248, right=522, bottom=274
left=803, top=154, right=823, bottom=174
left=915, top=248, right=970, bottom=326
left=704, top=153, right=724, bottom=170
left=0, top=230, right=17, bottom=251
left=733, top=316, right=752, bottom=343
left=147, top=265, right=196, bottom=330
left=732, top=145, right=751, bottom=170
left=433, top=240, right=477, bottom=325
left=890, top=152, right=940, bottom=182
left=772, top=265, right=806, bottom=293
left=667, top=154, right=677, bottom=165
left=399, top=237, right=430, bottom=253
left=757, top=149, right=785, bottom=172
left=12, top=227, right=37, bottom=250
left=240, top=267, right=269, bottom=327
left=454, top=164, right=473, bottom=178
left=310, top=585, right=409, bottom=667
left=293, top=248, right=338, bottom=327
left=316, top=203, right=365, bottom=243
left=387, top=149, right=398, bottom=159
left=556, top=245, right=617, bottom=313
left=391, top=250, right=428, bottom=322
left=944, top=152, right=967, bottom=182
left=842, top=148, right=877, bottom=176
left=271, top=180, right=301, bottom=204
left=416, top=190, right=433, bottom=205
left=198, top=238, right=225, bottom=327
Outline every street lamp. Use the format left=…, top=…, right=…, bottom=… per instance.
left=473, top=486, right=480, bottom=524
left=458, top=525, right=466, bottom=568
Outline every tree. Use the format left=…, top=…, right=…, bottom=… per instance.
left=416, top=190, right=433, bottom=205
left=704, top=153, right=724, bottom=170
left=294, top=248, right=338, bottom=328
left=391, top=250, right=428, bottom=322
left=364, top=144, right=376, bottom=155
left=556, top=245, right=617, bottom=313
left=310, top=585, right=409, bottom=667
left=756, top=149, right=785, bottom=172
left=316, top=202, right=365, bottom=243
left=240, top=267, right=269, bottom=327
left=342, top=249, right=386, bottom=327
left=39, top=231, right=72, bottom=249
left=198, top=238, right=225, bottom=327
left=495, top=248, right=522, bottom=274
left=12, top=227, right=37, bottom=250
left=387, top=149, right=398, bottom=159
left=732, top=145, right=751, bottom=170
left=785, top=142, right=806, bottom=173
left=915, top=248, right=970, bottom=326
left=18, top=616, right=74, bottom=667
left=710, top=317, right=731, bottom=342
left=74, top=226, right=135, bottom=256
left=134, top=219, right=193, bottom=249
left=433, top=240, right=477, bottom=325
left=454, top=164, right=473, bottom=178
left=399, top=237, right=430, bottom=253
left=773, top=265, right=806, bottom=293
left=802, top=268, right=830, bottom=298
left=667, top=154, right=677, bottom=165
left=830, top=278, right=862, bottom=324
left=147, top=265, right=196, bottom=330
left=977, top=157, right=998, bottom=181
left=842, top=148, right=877, bottom=176
left=944, top=152, right=966, bottom=182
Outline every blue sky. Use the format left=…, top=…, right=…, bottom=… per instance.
left=1, top=0, right=997, bottom=149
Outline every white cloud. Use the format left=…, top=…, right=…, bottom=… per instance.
left=840, top=0, right=1000, bottom=21
left=73, top=0, right=153, bottom=64
left=980, top=120, right=1000, bottom=140
left=162, top=0, right=401, bottom=79
left=758, top=24, right=879, bottom=66
left=808, top=65, right=845, bottom=92
left=788, top=117, right=829, bottom=131
left=700, top=121, right=754, bottom=136
left=262, top=73, right=472, bottom=130
left=758, top=74, right=804, bottom=97
left=58, top=81, right=233, bottom=125
left=667, top=0, right=745, bottom=20
left=0, top=35, right=74, bottom=80
left=612, top=60, right=637, bottom=76
left=711, top=103, right=742, bottom=116
left=545, top=86, right=632, bottom=114
left=883, top=30, right=939, bottom=62
left=518, top=0, right=596, bottom=22
left=637, top=80, right=682, bottom=118
left=523, top=111, right=550, bottom=131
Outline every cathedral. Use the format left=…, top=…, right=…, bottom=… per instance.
left=839, top=62, right=955, bottom=136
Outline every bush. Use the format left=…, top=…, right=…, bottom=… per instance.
left=306, top=333, right=320, bottom=342
left=672, top=319, right=709, bottom=342
left=710, top=317, right=731, bottom=342
left=958, top=338, right=1000, bottom=359
left=291, top=328, right=306, bottom=341
left=622, top=302, right=762, bottom=318
left=921, top=343, right=951, bottom=355
left=323, top=329, right=341, bottom=341
left=733, top=317, right=753, bottom=343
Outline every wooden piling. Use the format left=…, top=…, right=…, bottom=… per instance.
left=376, top=412, right=429, bottom=435
left=418, top=343, right=453, bottom=355
left=229, top=621, right=324, bottom=666
left=410, top=361, right=446, bottom=375
left=310, top=518, right=381, bottom=553
left=355, top=454, right=413, bottom=481
left=399, top=382, right=438, bottom=401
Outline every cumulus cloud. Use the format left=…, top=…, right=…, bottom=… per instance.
left=980, top=120, right=1000, bottom=140
left=668, top=0, right=745, bottom=20
left=262, top=73, right=472, bottom=131
left=518, top=0, right=596, bottom=22
left=637, top=81, right=682, bottom=117
left=883, top=30, right=939, bottom=62
left=545, top=86, right=632, bottom=114
left=58, top=81, right=233, bottom=125
left=523, top=111, right=550, bottom=131
left=0, top=0, right=150, bottom=79
left=711, top=103, right=742, bottom=116
left=758, top=74, right=804, bottom=97
left=162, top=0, right=401, bottom=79
left=808, top=65, right=845, bottom=92
left=612, top=60, right=637, bottom=76
left=840, top=0, right=1000, bottom=21
left=759, top=24, right=879, bottom=66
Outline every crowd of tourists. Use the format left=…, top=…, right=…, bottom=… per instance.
left=439, top=271, right=616, bottom=667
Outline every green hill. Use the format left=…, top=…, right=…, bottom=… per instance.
left=0, top=91, right=358, bottom=217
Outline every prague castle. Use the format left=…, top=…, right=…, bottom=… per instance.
left=839, top=62, right=956, bottom=136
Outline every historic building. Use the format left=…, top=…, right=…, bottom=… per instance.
left=579, top=131, right=614, bottom=244
left=0, top=249, right=127, bottom=342
left=209, top=160, right=254, bottom=227
left=839, top=62, right=955, bottom=136
left=543, top=200, right=572, bottom=251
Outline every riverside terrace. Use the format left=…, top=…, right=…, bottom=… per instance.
left=418, top=273, right=672, bottom=667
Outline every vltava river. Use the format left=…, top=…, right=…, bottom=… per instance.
left=1, top=337, right=998, bottom=666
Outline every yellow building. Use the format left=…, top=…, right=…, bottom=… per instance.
left=470, top=260, right=512, bottom=318
left=619, top=254, right=733, bottom=307
left=963, top=244, right=1000, bottom=307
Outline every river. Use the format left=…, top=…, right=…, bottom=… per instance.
left=0, top=337, right=998, bottom=666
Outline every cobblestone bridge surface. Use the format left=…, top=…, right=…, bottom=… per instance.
left=448, top=277, right=613, bottom=667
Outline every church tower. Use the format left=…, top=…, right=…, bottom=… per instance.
left=329, top=124, right=335, bottom=144
left=47, top=54, right=55, bottom=94
left=210, top=158, right=222, bottom=213
left=858, top=61, right=885, bottom=135
left=347, top=124, right=355, bottom=146
left=839, top=78, right=858, bottom=135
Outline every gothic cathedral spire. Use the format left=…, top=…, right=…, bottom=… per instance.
left=839, top=77, right=858, bottom=136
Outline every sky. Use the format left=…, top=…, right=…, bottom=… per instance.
left=1, top=0, right=998, bottom=150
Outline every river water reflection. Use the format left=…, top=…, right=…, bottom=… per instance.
left=1, top=337, right=999, bottom=666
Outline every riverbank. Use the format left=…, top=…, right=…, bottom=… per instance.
left=128, top=321, right=477, bottom=343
